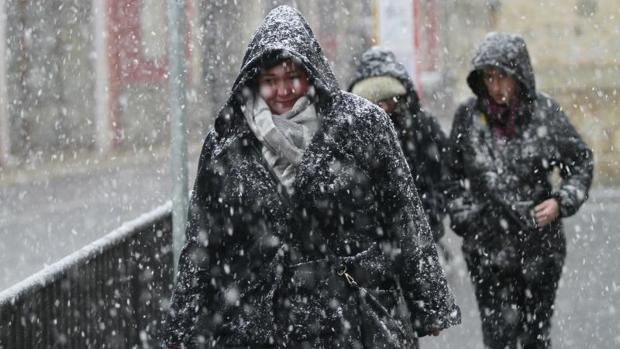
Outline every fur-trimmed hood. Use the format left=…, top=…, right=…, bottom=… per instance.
left=348, top=47, right=421, bottom=114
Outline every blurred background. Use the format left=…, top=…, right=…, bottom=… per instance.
left=0, top=0, right=618, bottom=347
left=0, top=0, right=620, bottom=184
left=1, top=0, right=618, bottom=182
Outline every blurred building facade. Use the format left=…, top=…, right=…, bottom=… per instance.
left=0, top=0, right=374, bottom=168
left=0, top=0, right=617, bottom=184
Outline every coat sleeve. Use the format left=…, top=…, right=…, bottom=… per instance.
left=445, top=102, right=485, bottom=236
left=547, top=100, right=594, bottom=217
left=415, top=110, right=450, bottom=241
left=357, top=107, right=461, bottom=336
left=162, top=131, right=219, bottom=347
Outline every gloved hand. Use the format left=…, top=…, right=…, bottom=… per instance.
left=447, top=193, right=483, bottom=237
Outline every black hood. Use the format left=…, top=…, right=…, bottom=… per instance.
left=348, top=47, right=421, bottom=113
left=213, top=6, right=340, bottom=135
left=213, top=6, right=339, bottom=136
left=467, top=32, right=536, bottom=102
left=235, top=6, right=339, bottom=95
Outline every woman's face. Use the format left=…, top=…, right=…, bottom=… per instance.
left=376, top=96, right=401, bottom=114
left=483, top=68, right=518, bottom=105
left=257, top=59, right=310, bottom=115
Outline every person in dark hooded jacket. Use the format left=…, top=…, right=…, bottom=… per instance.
left=447, top=32, right=593, bottom=349
left=348, top=47, right=449, bottom=244
left=162, top=6, right=460, bottom=349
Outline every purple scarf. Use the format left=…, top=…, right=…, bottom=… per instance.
left=485, top=98, right=519, bottom=140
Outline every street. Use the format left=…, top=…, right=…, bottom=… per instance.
left=1, top=155, right=619, bottom=348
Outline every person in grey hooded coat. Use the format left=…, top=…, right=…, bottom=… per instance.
left=447, top=32, right=593, bottom=349
left=163, top=6, right=460, bottom=349
left=348, top=47, right=449, bottom=244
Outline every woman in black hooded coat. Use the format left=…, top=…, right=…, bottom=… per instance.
left=163, top=6, right=460, bottom=349
left=447, top=32, right=593, bottom=349
left=348, top=47, right=450, bottom=243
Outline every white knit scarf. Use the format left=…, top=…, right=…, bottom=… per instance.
left=243, top=94, right=319, bottom=194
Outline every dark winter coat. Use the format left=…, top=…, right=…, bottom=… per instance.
left=348, top=48, right=449, bottom=242
left=447, top=32, right=593, bottom=276
left=163, top=6, right=459, bottom=348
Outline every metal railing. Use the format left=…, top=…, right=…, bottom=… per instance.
left=0, top=203, right=174, bottom=348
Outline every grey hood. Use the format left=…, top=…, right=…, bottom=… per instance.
left=467, top=32, right=536, bottom=102
left=348, top=47, right=421, bottom=113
